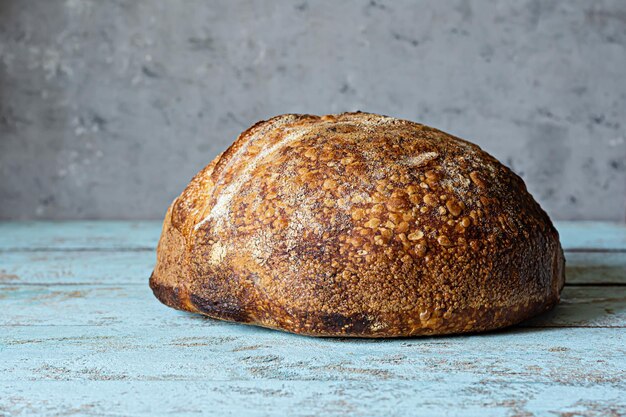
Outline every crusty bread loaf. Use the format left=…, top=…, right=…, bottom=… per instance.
left=150, top=112, right=565, bottom=337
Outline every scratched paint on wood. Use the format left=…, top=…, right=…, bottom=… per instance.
left=2, top=326, right=624, bottom=383
left=0, top=221, right=161, bottom=251
left=1, top=380, right=623, bottom=417
left=0, top=221, right=624, bottom=416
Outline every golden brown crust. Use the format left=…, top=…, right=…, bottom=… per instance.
left=149, top=112, right=565, bottom=337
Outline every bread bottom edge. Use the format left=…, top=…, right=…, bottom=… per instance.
left=149, top=272, right=560, bottom=338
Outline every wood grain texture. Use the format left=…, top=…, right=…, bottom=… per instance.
left=0, top=221, right=624, bottom=416
left=2, top=380, right=623, bottom=417
left=0, top=221, right=161, bottom=251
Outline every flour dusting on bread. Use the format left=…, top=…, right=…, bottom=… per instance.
left=150, top=112, right=564, bottom=337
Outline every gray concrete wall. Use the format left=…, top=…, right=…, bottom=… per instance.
left=1, top=0, right=625, bottom=221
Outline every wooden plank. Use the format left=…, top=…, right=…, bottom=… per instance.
left=1, top=380, right=623, bottom=417
left=556, top=221, right=626, bottom=251
left=523, top=286, right=626, bottom=328
left=0, top=221, right=625, bottom=251
left=0, top=221, right=161, bottom=251
left=1, top=326, right=624, bottom=383
left=1, top=327, right=624, bottom=416
left=0, top=284, right=623, bottom=328
left=565, top=251, right=626, bottom=284
left=1, top=250, right=624, bottom=285
left=0, top=251, right=155, bottom=285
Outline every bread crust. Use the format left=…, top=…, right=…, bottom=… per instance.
left=150, top=112, right=565, bottom=337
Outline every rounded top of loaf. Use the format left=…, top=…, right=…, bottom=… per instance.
left=151, top=112, right=564, bottom=337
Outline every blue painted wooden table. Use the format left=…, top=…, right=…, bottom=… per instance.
left=0, top=221, right=624, bottom=416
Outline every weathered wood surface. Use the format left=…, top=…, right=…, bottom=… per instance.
left=0, top=221, right=625, bottom=416
left=0, top=221, right=161, bottom=251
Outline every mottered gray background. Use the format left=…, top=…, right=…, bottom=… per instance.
left=0, top=0, right=625, bottom=220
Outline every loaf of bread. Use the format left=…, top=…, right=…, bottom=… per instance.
left=150, top=112, right=564, bottom=337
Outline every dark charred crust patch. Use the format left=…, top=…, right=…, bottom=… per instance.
left=319, top=312, right=373, bottom=335
left=189, top=293, right=251, bottom=323
left=149, top=272, right=182, bottom=309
